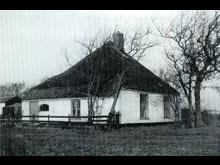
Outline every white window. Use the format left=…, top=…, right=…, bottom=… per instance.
left=164, top=96, right=171, bottom=119
left=40, top=104, right=49, bottom=111
left=72, top=100, right=80, bottom=116
left=140, top=94, right=149, bottom=119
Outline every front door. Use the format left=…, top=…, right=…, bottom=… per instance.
left=30, top=101, right=39, bottom=121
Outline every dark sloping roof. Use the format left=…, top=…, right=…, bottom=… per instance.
left=24, top=41, right=179, bottom=100
left=5, top=96, right=21, bottom=106
left=0, top=96, right=21, bottom=105
left=0, top=96, right=15, bottom=103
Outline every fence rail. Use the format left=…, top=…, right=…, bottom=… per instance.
left=0, top=113, right=120, bottom=127
left=20, top=115, right=109, bottom=118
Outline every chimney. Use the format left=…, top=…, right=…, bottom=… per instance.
left=113, top=31, right=124, bottom=51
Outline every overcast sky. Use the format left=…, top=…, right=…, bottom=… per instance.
left=1, top=10, right=218, bottom=87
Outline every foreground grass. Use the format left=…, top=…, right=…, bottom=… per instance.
left=1, top=123, right=220, bottom=156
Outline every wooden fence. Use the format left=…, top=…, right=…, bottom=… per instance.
left=0, top=112, right=120, bottom=127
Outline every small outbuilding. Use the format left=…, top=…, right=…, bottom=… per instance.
left=0, top=96, right=22, bottom=118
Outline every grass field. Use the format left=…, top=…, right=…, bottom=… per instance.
left=1, top=121, right=220, bottom=156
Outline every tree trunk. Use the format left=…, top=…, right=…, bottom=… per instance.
left=188, top=105, right=195, bottom=128
left=194, top=82, right=204, bottom=127
left=87, top=93, right=94, bottom=123
left=110, top=85, right=121, bottom=114
left=186, top=91, right=195, bottom=128
left=109, top=73, right=125, bottom=114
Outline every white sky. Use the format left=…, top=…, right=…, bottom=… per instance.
left=2, top=10, right=218, bottom=87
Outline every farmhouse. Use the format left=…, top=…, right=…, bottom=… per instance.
left=0, top=96, right=22, bottom=118
left=0, top=97, right=6, bottom=117
left=22, top=32, right=179, bottom=124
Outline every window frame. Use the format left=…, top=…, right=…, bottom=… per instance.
left=71, top=99, right=81, bottom=117
left=164, top=95, right=171, bottom=119
left=39, top=104, right=49, bottom=112
left=140, top=93, right=149, bottom=120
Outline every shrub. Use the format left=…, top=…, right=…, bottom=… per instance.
left=201, top=110, right=212, bottom=126
left=217, top=114, right=220, bottom=120
left=181, top=108, right=192, bottom=128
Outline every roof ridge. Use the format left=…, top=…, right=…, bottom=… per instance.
left=31, top=41, right=114, bottom=91
left=109, top=45, right=179, bottom=94
left=25, top=40, right=179, bottom=100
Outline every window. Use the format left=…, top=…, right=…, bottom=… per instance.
left=140, top=94, right=149, bottom=119
left=164, top=96, right=171, bottom=119
left=72, top=100, right=80, bottom=116
left=40, top=104, right=49, bottom=111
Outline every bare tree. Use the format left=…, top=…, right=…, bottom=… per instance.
left=0, top=85, right=8, bottom=97
left=64, top=31, right=113, bottom=122
left=158, top=68, right=181, bottom=123
left=157, top=11, right=220, bottom=127
left=0, top=82, right=26, bottom=97
left=81, top=39, right=110, bottom=122
left=165, top=51, right=195, bottom=127
left=109, top=27, right=159, bottom=115
left=64, top=27, right=158, bottom=123
left=214, top=86, right=220, bottom=94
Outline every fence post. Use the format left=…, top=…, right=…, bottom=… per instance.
left=115, top=112, right=120, bottom=128
left=68, top=115, right=71, bottom=127
left=7, top=117, right=12, bottom=156
left=29, top=115, right=31, bottom=126
left=33, top=115, right=35, bottom=127
left=8, top=117, right=10, bottom=127
left=47, top=115, right=50, bottom=127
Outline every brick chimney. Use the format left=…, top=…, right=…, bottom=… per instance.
left=113, top=31, right=124, bottom=51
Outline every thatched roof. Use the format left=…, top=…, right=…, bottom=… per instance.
left=0, top=96, right=14, bottom=103
left=0, top=96, right=16, bottom=103
left=0, top=96, right=21, bottom=105
left=24, top=41, right=179, bottom=100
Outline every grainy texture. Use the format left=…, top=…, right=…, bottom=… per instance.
left=24, top=42, right=178, bottom=100
left=1, top=122, right=220, bottom=156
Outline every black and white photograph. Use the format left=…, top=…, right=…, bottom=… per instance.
left=0, top=10, right=220, bottom=156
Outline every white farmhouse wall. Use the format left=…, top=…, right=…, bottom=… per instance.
left=22, top=89, right=176, bottom=124
left=22, top=97, right=115, bottom=122
left=93, top=97, right=115, bottom=116
left=22, top=98, right=85, bottom=122
left=21, top=101, right=30, bottom=116
left=117, top=89, right=175, bottom=124
left=38, top=99, right=72, bottom=122
left=0, top=103, right=5, bottom=115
